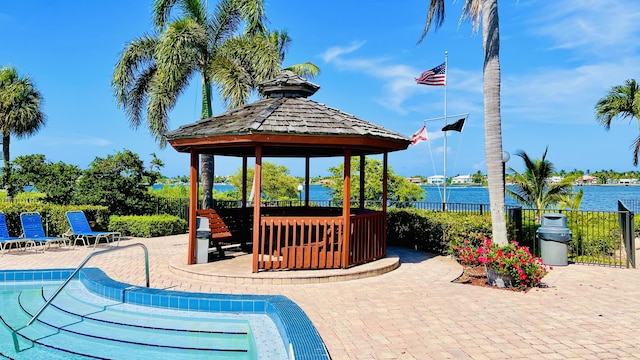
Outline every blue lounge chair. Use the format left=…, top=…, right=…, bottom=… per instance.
left=20, top=212, right=67, bottom=250
left=0, top=212, right=32, bottom=255
left=65, top=210, right=121, bottom=248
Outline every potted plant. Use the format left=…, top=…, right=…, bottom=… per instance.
left=482, top=239, right=550, bottom=290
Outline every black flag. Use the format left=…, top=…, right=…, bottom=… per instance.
left=441, top=118, right=465, bottom=132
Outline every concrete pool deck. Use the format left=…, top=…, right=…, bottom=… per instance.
left=1, top=234, right=639, bottom=359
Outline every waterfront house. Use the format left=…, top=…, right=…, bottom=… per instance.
left=619, top=178, right=639, bottom=185
left=427, top=175, right=445, bottom=185
left=575, top=175, right=598, bottom=185
left=451, top=175, right=473, bottom=184
left=406, top=177, right=423, bottom=184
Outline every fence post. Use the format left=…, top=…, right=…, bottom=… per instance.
left=617, top=200, right=636, bottom=269
left=507, top=206, right=523, bottom=245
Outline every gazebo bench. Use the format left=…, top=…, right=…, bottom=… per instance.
left=196, top=209, right=233, bottom=258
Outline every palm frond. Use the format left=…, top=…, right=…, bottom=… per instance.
left=459, top=0, right=482, bottom=32
left=155, top=17, right=206, bottom=87
left=268, top=29, right=291, bottom=62
left=124, top=65, right=157, bottom=129
left=112, top=34, right=159, bottom=107
left=283, top=62, right=320, bottom=80
left=236, top=0, right=266, bottom=36
left=208, top=28, right=290, bottom=109
left=208, top=0, right=242, bottom=49
left=209, top=55, right=252, bottom=110
left=418, top=0, right=445, bottom=44
left=153, top=0, right=179, bottom=29
left=595, top=79, right=640, bottom=128
left=179, top=0, right=208, bottom=25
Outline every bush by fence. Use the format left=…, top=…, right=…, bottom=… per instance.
left=109, top=214, right=187, bottom=238
left=386, top=208, right=493, bottom=255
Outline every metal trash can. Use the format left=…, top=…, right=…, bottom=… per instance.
left=536, top=213, right=572, bottom=266
left=196, top=217, right=210, bottom=264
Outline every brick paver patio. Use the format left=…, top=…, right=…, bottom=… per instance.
left=1, top=234, right=639, bottom=359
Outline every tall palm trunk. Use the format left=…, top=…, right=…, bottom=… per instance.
left=201, top=76, right=214, bottom=209
left=2, top=134, right=9, bottom=169
left=1, top=134, right=14, bottom=198
left=482, top=0, right=508, bottom=245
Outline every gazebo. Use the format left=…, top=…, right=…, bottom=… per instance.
left=165, top=71, right=411, bottom=272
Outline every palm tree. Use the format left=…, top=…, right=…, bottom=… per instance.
left=506, top=148, right=574, bottom=222
left=420, top=0, right=508, bottom=245
left=558, top=188, right=583, bottom=211
left=0, top=66, right=46, bottom=196
left=113, top=0, right=280, bottom=208
left=595, top=79, right=640, bottom=165
left=267, top=29, right=319, bottom=80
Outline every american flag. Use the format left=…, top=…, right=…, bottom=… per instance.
left=415, top=62, right=446, bottom=86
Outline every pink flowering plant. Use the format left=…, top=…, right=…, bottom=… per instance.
left=451, top=233, right=491, bottom=267
left=452, top=236, right=550, bottom=290
left=483, top=238, right=550, bottom=290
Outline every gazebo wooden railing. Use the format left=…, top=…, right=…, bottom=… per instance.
left=213, top=207, right=386, bottom=271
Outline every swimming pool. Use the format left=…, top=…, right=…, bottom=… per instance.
left=0, top=268, right=330, bottom=359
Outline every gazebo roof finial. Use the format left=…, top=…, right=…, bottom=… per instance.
left=259, top=70, right=320, bottom=98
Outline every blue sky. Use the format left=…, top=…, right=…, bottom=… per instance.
left=1, top=1, right=640, bottom=178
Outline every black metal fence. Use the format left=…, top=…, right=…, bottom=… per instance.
left=154, top=197, right=636, bottom=268
left=514, top=207, right=634, bottom=268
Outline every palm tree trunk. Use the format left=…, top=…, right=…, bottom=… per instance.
left=201, top=77, right=214, bottom=209
left=2, top=134, right=9, bottom=169
left=482, top=0, right=508, bottom=246
left=1, top=134, right=14, bottom=198
left=201, top=155, right=214, bottom=209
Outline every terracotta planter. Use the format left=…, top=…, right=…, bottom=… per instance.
left=485, top=266, right=514, bottom=288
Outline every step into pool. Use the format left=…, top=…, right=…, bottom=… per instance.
left=0, top=269, right=329, bottom=359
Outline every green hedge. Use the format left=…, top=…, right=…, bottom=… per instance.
left=108, top=215, right=187, bottom=238
left=0, top=203, right=110, bottom=237
left=387, top=208, right=493, bottom=255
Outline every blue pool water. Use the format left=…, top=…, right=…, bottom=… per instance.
left=0, top=269, right=329, bottom=359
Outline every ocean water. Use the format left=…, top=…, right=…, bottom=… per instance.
left=155, top=184, right=640, bottom=212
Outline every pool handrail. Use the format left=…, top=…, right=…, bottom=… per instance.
left=24, top=242, right=149, bottom=327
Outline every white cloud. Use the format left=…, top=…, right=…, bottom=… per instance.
left=502, top=56, right=640, bottom=125
left=40, top=135, right=111, bottom=146
left=530, top=0, right=640, bottom=56
left=321, top=41, right=366, bottom=63
left=322, top=42, right=476, bottom=114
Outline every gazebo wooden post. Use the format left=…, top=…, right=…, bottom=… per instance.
left=211, top=155, right=215, bottom=208
left=359, top=154, right=365, bottom=209
left=383, top=152, right=388, bottom=213
left=252, top=145, right=263, bottom=273
left=242, top=156, right=248, bottom=208
left=342, top=147, right=352, bottom=268
left=188, top=149, right=199, bottom=265
left=304, top=156, right=310, bottom=206
left=383, top=152, right=388, bottom=254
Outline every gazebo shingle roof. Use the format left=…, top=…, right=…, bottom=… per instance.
left=165, top=71, right=411, bottom=157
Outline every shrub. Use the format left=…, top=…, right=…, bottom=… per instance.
left=387, top=208, right=493, bottom=255
left=386, top=209, right=445, bottom=253
left=109, top=214, right=187, bottom=238
left=0, top=203, right=109, bottom=237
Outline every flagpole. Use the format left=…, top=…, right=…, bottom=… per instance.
left=443, top=51, right=448, bottom=211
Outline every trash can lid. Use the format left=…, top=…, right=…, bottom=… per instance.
left=540, top=213, right=568, bottom=228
